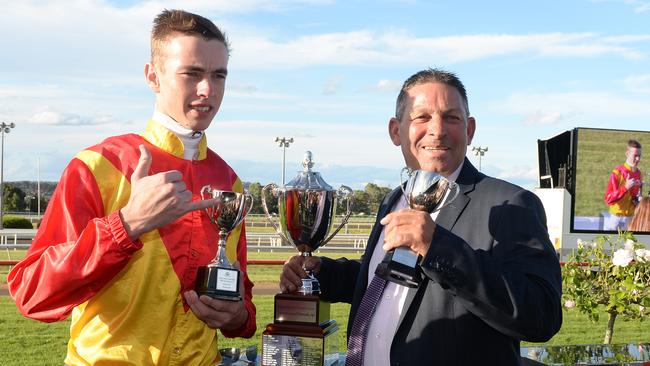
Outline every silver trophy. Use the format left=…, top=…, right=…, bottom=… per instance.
left=262, top=151, right=353, bottom=294
left=375, top=167, right=460, bottom=287
left=195, top=187, right=253, bottom=300
left=261, top=152, right=352, bottom=366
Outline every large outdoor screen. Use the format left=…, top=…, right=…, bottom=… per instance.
left=572, top=127, right=650, bottom=233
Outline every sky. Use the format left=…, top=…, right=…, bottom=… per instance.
left=1, top=0, right=649, bottom=190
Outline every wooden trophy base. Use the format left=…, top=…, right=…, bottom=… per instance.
left=195, top=265, right=241, bottom=301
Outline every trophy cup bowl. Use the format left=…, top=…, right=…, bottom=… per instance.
left=375, top=167, right=460, bottom=288
left=195, top=187, right=253, bottom=301
left=260, top=151, right=352, bottom=366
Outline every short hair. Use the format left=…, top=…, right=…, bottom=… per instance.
left=151, top=9, right=230, bottom=68
left=628, top=139, right=642, bottom=149
left=395, top=68, right=469, bottom=121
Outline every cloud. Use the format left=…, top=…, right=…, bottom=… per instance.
left=322, top=76, right=343, bottom=95
left=591, top=0, right=650, bottom=13
left=363, top=79, right=402, bottom=93
left=623, top=73, right=650, bottom=93
left=29, top=109, right=122, bottom=126
left=496, top=91, right=650, bottom=125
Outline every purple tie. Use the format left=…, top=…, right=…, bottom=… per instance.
left=345, top=275, right=388, bottom=366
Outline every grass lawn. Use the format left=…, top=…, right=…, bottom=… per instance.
left=2, top=251, right=649, bottom=364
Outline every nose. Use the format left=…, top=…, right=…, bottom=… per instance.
left=197, top=77, right=214, bottom=98
left=426, top=115, right=445, bottom=137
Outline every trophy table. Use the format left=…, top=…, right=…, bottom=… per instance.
left=261, top=152, right=353, bottom=366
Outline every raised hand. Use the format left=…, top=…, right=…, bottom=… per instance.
left=119, top=144, right=218, bottom=240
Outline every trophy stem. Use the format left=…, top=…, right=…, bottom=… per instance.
left=299, top=252, right=320, bottom=295
left=212, top=229, right=231, bottom=267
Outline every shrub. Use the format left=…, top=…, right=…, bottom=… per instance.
left=2, top=216, right=34, bottom=229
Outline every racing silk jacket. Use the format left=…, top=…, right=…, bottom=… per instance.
left=604, top=163, right=642, bottom=216
left=8, top=120, right=256, bottom=365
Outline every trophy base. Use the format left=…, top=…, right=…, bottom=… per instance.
left=195, top=265, right=241, bottom=301
left=375, top=247, right=421, bottom=288
left=274, top=293, right=330, bottom=325
left=262, top=320, right=339, bottom=366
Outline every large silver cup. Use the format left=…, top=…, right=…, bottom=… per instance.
left=261, top=152, right=353, bottom=295
left=261, top=152, right=351, bottom=366
left=195, top=187, right=253, bottom=300
left=375, top=167, right=460, bottom=287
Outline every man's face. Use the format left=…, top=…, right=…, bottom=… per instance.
left=626, top=147, right=642, bottom=168
left=145, top=33, right=228, bottom=131
left=388, top=82, right=475, bottom=177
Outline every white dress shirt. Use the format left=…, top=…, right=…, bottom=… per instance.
left=363, top=163, right=463, bottom=366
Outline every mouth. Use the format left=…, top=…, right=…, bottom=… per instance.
left=421, top=145, right=449, bottom=152
left=190, top=104, right=213, bottom=113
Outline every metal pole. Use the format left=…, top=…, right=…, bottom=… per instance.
left=1, top=129, right=4, bottom=230
left=471, top=146, right=488, bottom=172
left=37, top=157, right=41, bottom=220
left=0, top=122, right=16, bottom=230
left=275, top=137, right=294, bottom=185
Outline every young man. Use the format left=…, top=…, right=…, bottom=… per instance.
left=604, top=139, right=643, bottom=231
left=8, top=10, right=255, bottom=365
left=281, top=69, right=562, bottom=365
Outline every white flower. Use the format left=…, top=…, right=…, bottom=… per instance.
left=577, top=239, right=586, bottom=249
left=635, top=249, right=650, bottom=263
left=624, top=239, right=636, bottom=251
left=564, top=299, right=576, bottom=309
left=640, top=305, right=646, bottom=314
left=612, top=248, right=635, bottom=267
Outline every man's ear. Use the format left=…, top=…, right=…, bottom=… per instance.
left=144, top=63, right=160, bottom=92
left=466, top=116, right=476, bottom=145
left=388, top=117, right=401, bottom=146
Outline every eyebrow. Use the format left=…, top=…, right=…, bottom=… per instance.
left=180, top=66, right=228, bottom=75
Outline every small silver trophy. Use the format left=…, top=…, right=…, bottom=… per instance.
left=375, top=167, right=460, bottom=287
left=195, top=187, right=253, bottom=300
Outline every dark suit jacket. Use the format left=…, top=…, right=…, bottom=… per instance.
left=317, top=159, right=562, bottom=366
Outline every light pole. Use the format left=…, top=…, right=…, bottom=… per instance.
left=275, top=137, right=294, bottom=185
left=0, top=121, right=16, bottom=230
left=472, top=146, right=488, bottom=172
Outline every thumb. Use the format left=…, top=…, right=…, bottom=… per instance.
left=131, top=144, right=152, bottom=183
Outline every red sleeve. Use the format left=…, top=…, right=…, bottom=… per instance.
left=220, top=223, right=257, bottom=338
left=7, top=158, right=142, bottom=323
left=604, top=170, right=627, bottom=205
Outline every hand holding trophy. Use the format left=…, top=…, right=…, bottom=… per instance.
left=195, top=187, right=253, bottom=300
left=375, top=167, right=460, bottom=287
left=260, top=151, right=353, bottom=366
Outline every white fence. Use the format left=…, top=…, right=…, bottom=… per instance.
left=0, top=229, right=368, bottom=253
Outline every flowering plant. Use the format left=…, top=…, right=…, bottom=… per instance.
left=562, top=232, right=650, bottom=344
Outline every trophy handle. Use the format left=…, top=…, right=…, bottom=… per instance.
left=436, top=180, right=461, bottom=212
left=322, top=185, right=354, bottom=245
left=399, top=167, right=412, bottom=197
left=200, top=185, right=214, bottom=219
left=261, top=183, right=292, bottom=244
left=234, top=191, right=254, bottom=229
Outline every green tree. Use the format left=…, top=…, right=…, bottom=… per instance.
left=247, top=182, right=277, bottom=215
left=365, top=183, right=392, bottom=214
left=348, top=190, right=369, bottom=215
left=2, top=184, right=26, bottom=212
